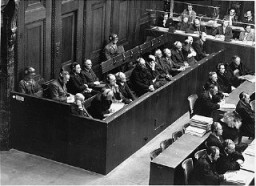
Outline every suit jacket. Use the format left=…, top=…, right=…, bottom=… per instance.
left=81, top=68, right=99, bottom=88
left=87, top=94, right=112, bottom=120
left=242, top=16, right=254, bottom=24
left=156, top=17, right=173, bottom=28
left=67, top=73, right=87, bottom=95
left=182, top=43, right=196, bottom=64
left=155, top=57, right=171, bottom=79
left=104, top=42, right=124, bottom=60
left=219, top=120, right=240, bottom=142
left=48, top=78, right=68, bottom=102
left=117, top=82, right=136, bottom=104
left=189, top=154, right=224, bottom=185
left=216, top=151, right=244, bottom=174
left=236, top=100, right=255, bottom=137
left=193, top=91, right=220, bottom=117
left=217, top=71, right=233, bottom=93
left=239, top=31, right=255, bottom=41
left=224, top=15, right=238, bottom=23
left=212, top=26, right=233, bottom=39
left=193, top=39, right=207, bottom=61
left=177, top=22, right=190, bottom=31
left=171, top=49, right=185, bottom=65
left=130, top=64, right=155, bottom=96
left=206, top=133, right=225, bottom=153
left=19, top=79, right=42, bottom=96
left=228, top=62, right=253, bottom=76
left=162, top=57, right=182, bottom=76
left=186, top=24, right=206, bottom=34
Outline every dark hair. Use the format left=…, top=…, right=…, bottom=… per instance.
left=232, top=55, right=239, bottom=61
left=217, top=63, right=225, bottom=70
left=71, top=62, right=79, bottom=72
left=109, top=33, right=118, bottom=41
left=211, top=122, right=220, bottom=133
left=206, top=146, right=219, bottom=156
left=239, top=91, right=246, bottom=100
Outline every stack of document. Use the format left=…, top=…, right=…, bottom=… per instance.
left=190, top=115, right=213, bottom=131
left=185, top=126, right=207, bottom=137
left=185, top=115, right=213, bottom=137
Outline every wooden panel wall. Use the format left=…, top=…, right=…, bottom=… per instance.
left=14, top=0, right=163, bottom=86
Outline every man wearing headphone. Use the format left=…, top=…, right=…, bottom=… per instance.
left=235, top=92, right=255, bottom=138
left=18, top=66, right=42, bottom=97
left=189, top=146, right=230, bottom=185
left=48, top=69, right=73, bottom=103
left=104, top=33, right=124, bottom=60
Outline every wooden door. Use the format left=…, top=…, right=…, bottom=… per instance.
left=53, top=0, right=84, bottom=78
left=84, top=0, right=111, bottom=67
left=17, top=0, right=52, bottom=82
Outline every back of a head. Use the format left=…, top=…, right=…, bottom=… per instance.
left=115, top=72, right=125, bottom=82
left=102, top=88, right=114, bottom=98
left=206, top=146, right=219, bottom=156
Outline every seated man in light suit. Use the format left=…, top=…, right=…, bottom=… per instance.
left=239, top=24, right=255, bottom=41
left=212, top=19, right=233, bottom=40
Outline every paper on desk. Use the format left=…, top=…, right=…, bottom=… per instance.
left=220, top=103, right=236, bottom=109
left=110, top=102, right=125, bottom=113
left=224, top=171, right=246, bottom=184
left=241, top=75, right=255, bottom=83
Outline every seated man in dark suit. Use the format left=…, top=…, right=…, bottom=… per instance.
left=189, top=146, right=227, bottom=185
left=154, top=49, right=172, bottom=81
left=216, top=139, right=244, bottom=174
left=212, top=19, right=233, bottom=41
left=207, top=122, right=225, bottom=153
left=216, top=63, right=235, bottom=94
left=81, top=59, right=100, bottom=88
left=186, top=18, right=206, bottom=34
left=70, top=93, right=92, bottom=118
left=227, top=55, right=254, bottom=87
left=115, top=72, right=136, bottom=104
left=49, top=69, right=73, bottom=102
left=204, top=71, right=229, bottom=97
left=193, top=32, right=209, bottom=61
left=162, top=48, right=185, bottom=76
left=104, top=33, right=124, bottom=60
left=130, top=57, right=156, bottom=97
left=87, top=88, right=114, bottom=120
left=67, top=62, right=96, bottom=99
left=171, top=41, right=189, bottom=67
left=182, top=36, right=197, bottom=65
left=177, top=16, right=190, bottom=31
left=242, top=10, right=254, bottom=24
left=239, top=24, right=255, bottom=42
left=236, top=92, right=255, bottom=138
left=156, top=12, right=173, bottom=28
left=194, top=84, right=222, bottom=117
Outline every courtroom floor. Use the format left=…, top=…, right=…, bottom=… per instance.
left=0, top=112, right=252, bottom=185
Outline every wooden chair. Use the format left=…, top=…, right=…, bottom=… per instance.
left=150, top=148, right=162, bottom=160
left=172, top=130, right=183, bottom=142
left=181, top=158, right=194, bottom=185
left=187, top=94, right=198, bottom=118
left=160, top=138, right=173, bottom=150
left=194, top=149, right=207, bottom=160
left=182, top=123, right=190, bottom=134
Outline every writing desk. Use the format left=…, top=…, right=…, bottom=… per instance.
left=149, top=133, right=209, bottom=185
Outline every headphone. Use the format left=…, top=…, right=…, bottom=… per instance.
left=109, top=33, right=118, bottom=41
left=71, top=62, right=79, bottom=73
left=24, top=67, right=35, bottom=75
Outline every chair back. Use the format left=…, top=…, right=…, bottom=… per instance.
left=160, top=138, right=173, bottom=150
left=181, top=158, right=194, bottom=185
left=172, top=130, right=183, bottom=142
left=150, top=148, right=162, bottom=160
left=194, top=149, right=207, bottom=160
left=188, top=94, right=198, bottom=117
left=182, top=123, right=190, bottom=134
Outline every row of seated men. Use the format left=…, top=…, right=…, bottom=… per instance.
left=156, top=7, right=255, bottom=41
left=18, top=37, right=253, bottom=120
left=152, top=113, right=251, bottom=185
